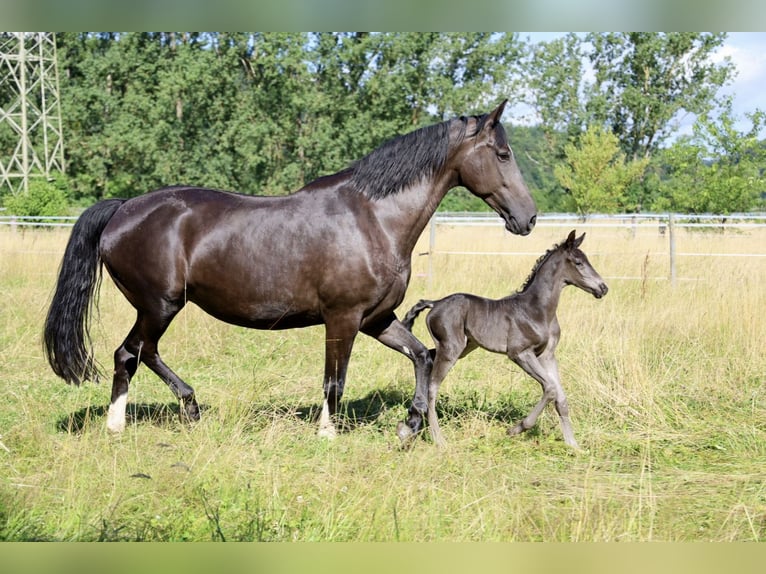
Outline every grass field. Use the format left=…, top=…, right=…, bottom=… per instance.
left=0, top=222, right=764, bottom=541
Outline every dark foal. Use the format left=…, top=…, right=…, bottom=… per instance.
left=402, top=230, right=608, bottom=448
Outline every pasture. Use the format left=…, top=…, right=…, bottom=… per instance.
left=0, top=221, right=764, bottom=541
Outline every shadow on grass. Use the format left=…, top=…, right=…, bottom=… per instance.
left=253, top=387, right=412, bottom=434
left=56, top=388, right=539, bottom=439
left=432, top=392, right=543, bottom=439
left=56, top=402, right=195, bottom=434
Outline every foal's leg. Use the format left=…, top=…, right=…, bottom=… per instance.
left=507, top=349, right=558, bottom=440
left=362, top=314, right=432, bottom=446
left=538, top=352, right=579, bottom=449
left=318, top=312, right=361, bottom=439
left=425, top=345, right=462, bottom=448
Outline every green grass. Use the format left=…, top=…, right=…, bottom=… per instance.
left=1, top=225, right=764, bottom=541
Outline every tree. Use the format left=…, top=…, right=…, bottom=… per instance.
left=554, top=126, right=649, bottom=214
left=53, top=32, right=529, bottom=203
left=586, top=32, right=735, bottom=160
left=651, top=98, right=766, bottom=214
left=522, top=33, right=587, bottom=150
left=2, top=176, right=69, bottom=216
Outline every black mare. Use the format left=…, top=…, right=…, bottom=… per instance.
left=43, top=100, right=537, bottom=441
left=402, top=231, right=608, bottom=448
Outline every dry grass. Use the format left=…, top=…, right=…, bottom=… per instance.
left=1, top=222, right=764, bottom=541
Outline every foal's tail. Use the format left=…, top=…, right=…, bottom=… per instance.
left=43, top=199, right=126, bottom=385
left=401, top=299, right=434, bottom=331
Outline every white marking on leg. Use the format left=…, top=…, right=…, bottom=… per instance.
left=317, top=399, right=337, bottom=439
left=402, top=345, right=411, bottom=357
left=106, top=393, right=128, bottom=433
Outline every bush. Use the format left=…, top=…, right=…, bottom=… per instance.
left=2, top=178, right=70, bottom=217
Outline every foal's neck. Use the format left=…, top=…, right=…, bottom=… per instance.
left=515, top=253, right=567, bottom=319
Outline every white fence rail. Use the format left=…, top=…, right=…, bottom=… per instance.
left=0, top=215, right=79, bottom=228
left=425, top=212, right=766, bottom=285
left=3, top=211, right=765, bottom=285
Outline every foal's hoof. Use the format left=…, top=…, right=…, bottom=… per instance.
left=396, top=421, right=416, bottom=449
left=317, top=424, right=337, bottom=440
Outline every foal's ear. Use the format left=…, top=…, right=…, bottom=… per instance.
left=487, top=99, right=508, bottom=126
left=565, top=230, right=585, bottom=249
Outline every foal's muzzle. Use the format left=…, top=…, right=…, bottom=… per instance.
left=593, top=282, right=609, bottom=299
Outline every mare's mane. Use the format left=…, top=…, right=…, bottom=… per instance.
left=350, top=112, right=506, bottom=200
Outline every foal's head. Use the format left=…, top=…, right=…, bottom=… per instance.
left=559, top=230, right=608, bottom=299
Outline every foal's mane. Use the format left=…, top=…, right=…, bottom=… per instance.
left=350, top=112, right=506, bottom=200
left=517, top=238, right=566, bottom=294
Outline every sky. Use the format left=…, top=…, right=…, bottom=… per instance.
left=518, top=32, right=766, bottom=139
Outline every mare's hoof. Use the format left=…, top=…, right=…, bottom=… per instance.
left=106, top=421, right=125, bottom=433
left=317, top=424, right=337, bottom=440
left=181, top=401, right=201, bottom=423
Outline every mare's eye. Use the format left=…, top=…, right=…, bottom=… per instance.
left=496, top=150, right=511, bottom=162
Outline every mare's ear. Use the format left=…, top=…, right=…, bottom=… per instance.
left=575, top=232, right=586, bottom=248
left=486, top=99, right=508, bottom=127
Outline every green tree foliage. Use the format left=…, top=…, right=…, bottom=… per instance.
left=54, top=32, right=525, bottom=203
left=554, top=126, right=649, bottom=214
left=650, top=98, right=766, bottom=214
left=521, top=32, right=739, bottom=212
left=3, top=32, right=758, bottom=214
left=2, top=177, right=69, bottom=216
left=523, top=33, right=586, bottom=151
left=586, top=32, right=735, bottom=160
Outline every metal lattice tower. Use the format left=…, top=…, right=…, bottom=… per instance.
left=0, top=33, right=65, bottom=195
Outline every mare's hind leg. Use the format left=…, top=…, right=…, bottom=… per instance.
left=362, top=314, right=432, bottom=446
left=106, top=308, right=198, bottom=432
left=106, top=325, right=141, bottom=432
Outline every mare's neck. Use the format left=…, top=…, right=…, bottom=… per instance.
left=375, top=169, right=458, bottom=257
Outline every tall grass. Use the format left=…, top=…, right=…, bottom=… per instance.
left=0, top=223, right=764, bottom=541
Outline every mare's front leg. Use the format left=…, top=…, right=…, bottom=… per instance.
left=363, top=314, right=432, bottom=446
left=318, top=312, right=361, bottom=439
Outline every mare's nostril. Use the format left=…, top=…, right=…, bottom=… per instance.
left=529, top=215, right=537, bottom=229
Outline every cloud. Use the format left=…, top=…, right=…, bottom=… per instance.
left=714, top=37, right=766, bottom=84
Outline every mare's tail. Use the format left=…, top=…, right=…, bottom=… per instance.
left=43, top=199, right=126, bottom=385
left=401, top=300, right=434, bottom=331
